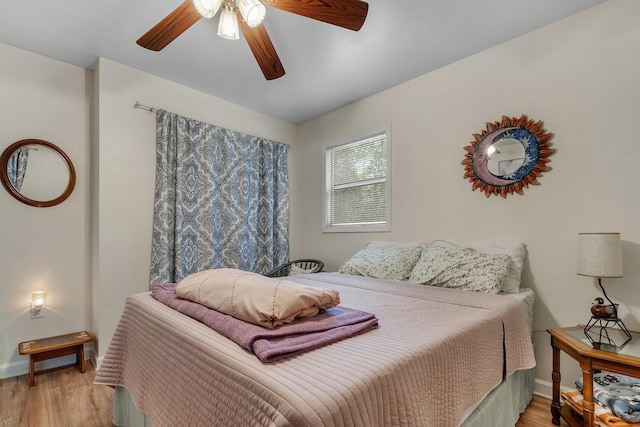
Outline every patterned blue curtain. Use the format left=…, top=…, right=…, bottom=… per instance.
left=149, top=110, right=289, bottom=284
left=7, top=147, right=30, bottom=191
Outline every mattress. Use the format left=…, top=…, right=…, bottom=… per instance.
left=500, top=287, right=535, bottom=335
left=96, top=273, right=536, bottom=427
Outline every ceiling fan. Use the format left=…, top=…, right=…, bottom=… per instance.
left=137, top=0, right=369, bottom=80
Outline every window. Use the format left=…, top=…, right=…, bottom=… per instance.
left=323, top=130, right=390, bottom=233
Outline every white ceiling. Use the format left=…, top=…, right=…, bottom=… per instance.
left=0, top=0, right=603, bottom=124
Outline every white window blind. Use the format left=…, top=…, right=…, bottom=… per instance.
left=324, top=131, right=390, bottom=232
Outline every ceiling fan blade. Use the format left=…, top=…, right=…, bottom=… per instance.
left=238, top=17, right=286, bottom=80
left=266, top=0, right=368, bottom=32
left=137, top=0, right=202, bottom=51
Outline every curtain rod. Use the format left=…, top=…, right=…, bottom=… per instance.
left=134, top=101, right=157, bottom=113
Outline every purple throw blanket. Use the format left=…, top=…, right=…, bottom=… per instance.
left=151, top=283, right=378, bottom=362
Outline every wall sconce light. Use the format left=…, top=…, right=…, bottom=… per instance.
left=31, top=291, right=46, bottom=318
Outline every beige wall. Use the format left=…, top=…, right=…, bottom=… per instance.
left=2, top=0, right=638, bottom=400
left=0, top=50, right=297, bottom=376
left=0, top=42, right=91, bottom=377
left=291, top=0, right=640, bottom=395
left=92, top=58, right=297, bottom=361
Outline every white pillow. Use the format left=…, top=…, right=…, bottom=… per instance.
left=431, top=239, right=525, bottom=293
left=338, top=246, right=423, bottom=281
left=408, top=245, right=511, bottom=294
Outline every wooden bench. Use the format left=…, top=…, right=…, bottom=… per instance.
left=19, top=331, right=93, bottom=386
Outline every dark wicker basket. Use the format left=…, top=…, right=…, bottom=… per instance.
left=264, top=259, right=324, bottom=278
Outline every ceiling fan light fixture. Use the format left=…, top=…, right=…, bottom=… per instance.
left=137, top=0, right=369, bottom=80
left=237, top=0, right=266, bottom=27
left=192, top=0, right=223, bottom=18
left=218, top=5, right=240, bottom=40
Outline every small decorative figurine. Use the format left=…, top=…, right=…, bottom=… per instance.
left=590, top=297, right=619, bottom=319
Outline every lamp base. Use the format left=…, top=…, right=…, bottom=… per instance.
left=583, top=316, right=632, bottom=351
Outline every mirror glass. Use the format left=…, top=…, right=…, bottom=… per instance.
left=461, top=115, right=554, bottom=198
left=1, top=139, right=76, bottom=207
left=486, top=138, right=526, bottom=177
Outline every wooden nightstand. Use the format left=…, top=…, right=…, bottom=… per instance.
left=547, top=326, right=640, bottom=427
left=19, top=331, right=93, bottom=386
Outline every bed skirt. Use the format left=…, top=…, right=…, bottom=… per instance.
left=112, top=367, right=535, bottom=427
left=462, top=367, right=535, bottom=426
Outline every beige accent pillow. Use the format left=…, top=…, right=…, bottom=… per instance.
left=176, top=268, right=340, bottom=328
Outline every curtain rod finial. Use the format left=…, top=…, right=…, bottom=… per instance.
left=134, top=101, right=157, bottom=113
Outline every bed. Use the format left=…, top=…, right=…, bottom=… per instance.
left=95, top=241, right=536, bottom=427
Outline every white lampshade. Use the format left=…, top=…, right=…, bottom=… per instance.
left=577, top=232, right=623, bottom=278
left=218, top=6, right=239, bottom=40
left=237, top=0, right=266, bottom=27
left=192, top=0, right=223, bottom=18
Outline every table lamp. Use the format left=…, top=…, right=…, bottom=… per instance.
left=577, top=232, right=631, bottom=350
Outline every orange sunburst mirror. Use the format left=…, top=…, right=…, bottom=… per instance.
left=462, top=114, right=555, bottom=198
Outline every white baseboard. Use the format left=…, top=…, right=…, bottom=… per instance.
left=0, top=360, right=29, bottom=380
left=1, top=341, right=97, bottom=380
left=534, top=378, right=553, bottom=400
left=0, top=354, right=80, bottom=380
left=89, top=347, right=103, bottom=369
left=534, top=377, right=573, bottom=401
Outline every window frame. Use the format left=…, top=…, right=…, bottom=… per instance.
left=322, top=127, right=391, bottom=233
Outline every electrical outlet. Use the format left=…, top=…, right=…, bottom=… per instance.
left=31, top=308, right=45, bottom=319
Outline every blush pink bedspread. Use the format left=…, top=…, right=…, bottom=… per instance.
left=151, top=283, right=378, bottom=362
left=95, top=273, right=535, bottom=427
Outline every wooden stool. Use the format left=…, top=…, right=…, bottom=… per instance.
left=19, top=331, right=93, bottom=386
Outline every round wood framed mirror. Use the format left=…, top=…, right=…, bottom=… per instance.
left=0, top=139, right=76, bottom=207
left=462, top=115, right=555, bottom=198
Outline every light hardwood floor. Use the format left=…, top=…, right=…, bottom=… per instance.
left=1, top=363, right=567, bottom=427
left=0, top=363, right=113, bottom=427
left=516, top=396, right=570, bottom=427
